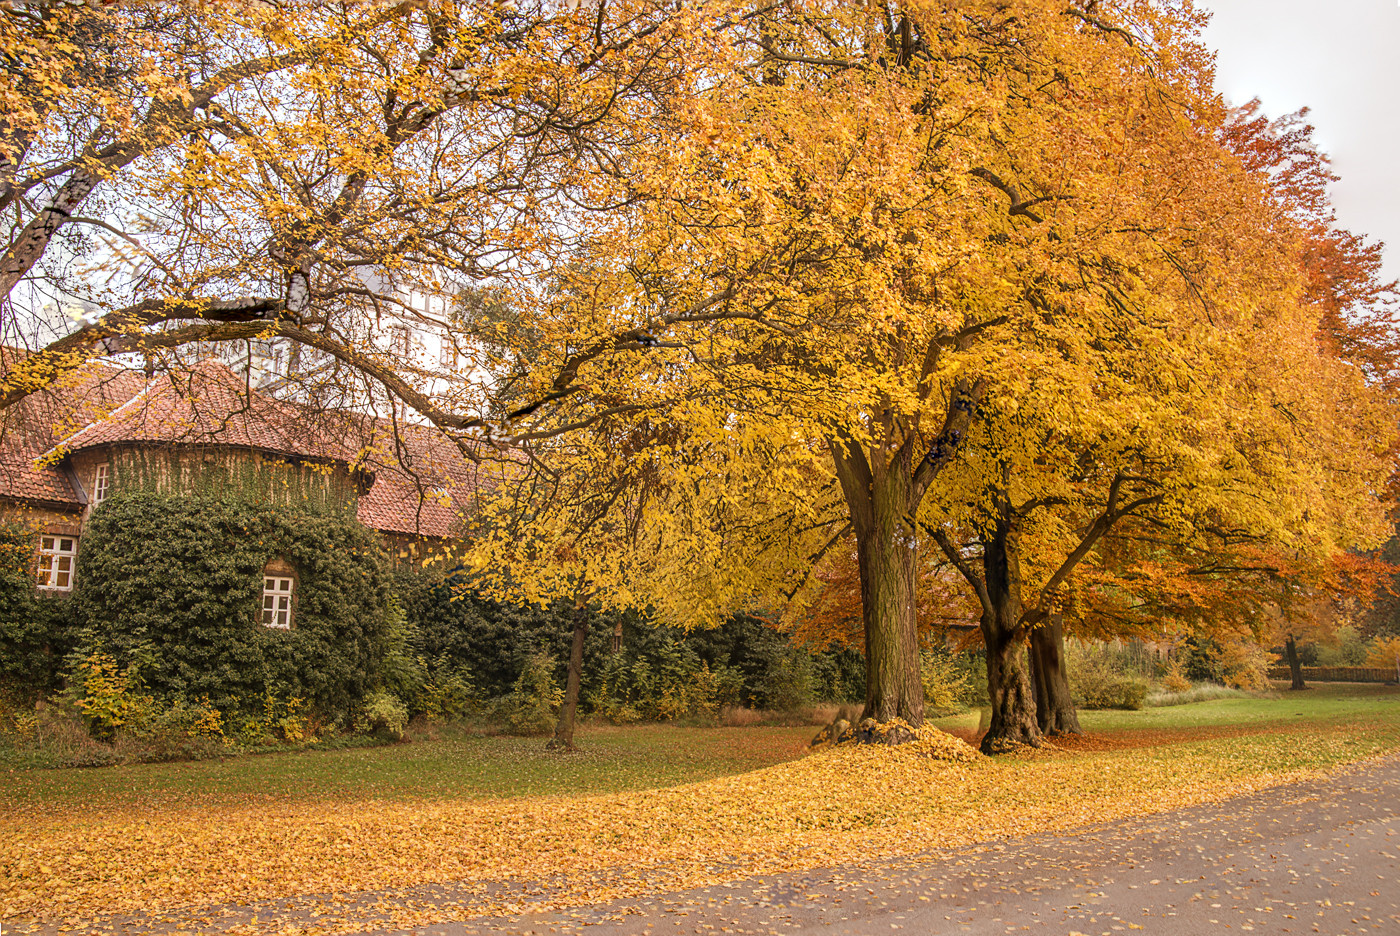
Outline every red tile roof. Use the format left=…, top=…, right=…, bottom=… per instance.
left=355, top=422, right=493, bottom=539
left=0, top=350, right=146, bottom=509
left=54, top=359, right=359, bottom=464
left=4, top=353, right=496, bottom=539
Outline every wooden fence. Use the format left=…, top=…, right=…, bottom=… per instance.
left=1267, top=665, right=1398, bottom=683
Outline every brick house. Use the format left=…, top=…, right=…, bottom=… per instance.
left=0, top=355, right=487, bottom=610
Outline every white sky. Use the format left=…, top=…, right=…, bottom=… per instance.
left=1201, top=0, right=1400, bottom=283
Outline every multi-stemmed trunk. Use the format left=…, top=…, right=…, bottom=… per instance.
left=1284, top=634, right=1306, bottom=691
left=978, top=520, right=1041, bottom=752
left=1028, top=615, right=1082, bottom=735
left=547, top=601, right=589, bottom=751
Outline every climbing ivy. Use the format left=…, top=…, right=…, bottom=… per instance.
left=0, top=526, right=79, bottom=702
left=108, top=447, right=358, bottom=516
left=75, top=492, right=391, bottom=720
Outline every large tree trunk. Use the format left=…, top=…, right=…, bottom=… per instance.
left=547, top=603, right=589, bottom=751
left=827, top=382, right=984, bottom=733
left=979, top=521, right=1041, bottom=753
left=1284, top=634, right=1306, bottom=691
left=1029, top=615, right=1082, bottom=735
left=834, top=442, right=924, bottom=728
left=855, top=515, right=922, bottom=725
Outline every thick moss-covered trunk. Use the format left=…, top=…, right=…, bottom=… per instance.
left=1285, top=634, right=1306, bottom=691
left=547, top=604, right=589, bottom=751
left=1029, top=616, right=1082, bottom=735
left=980, top=521, right=1041, bottom=752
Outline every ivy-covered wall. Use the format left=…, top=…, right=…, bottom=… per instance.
left=76, top=493, right=392, bottom=719
left=76, top=446, right=361, bottom=517
left=0, top=526, right=80, bottom=702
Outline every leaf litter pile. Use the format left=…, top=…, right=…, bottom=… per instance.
left=3, top=718, right=1397, bottom=934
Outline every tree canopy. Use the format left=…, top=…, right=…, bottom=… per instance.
left=3, top=1, right=1394, bottom=748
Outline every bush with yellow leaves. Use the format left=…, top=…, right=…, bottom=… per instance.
left=69, top=652, right=153, bottom=742
left=234, top=692, right=313, bottom=746
left=1218, top=640, right=1272, bottom=690
left=356, top=689, right=409, bottom=741
left=1161, top=659, right=1192, bottom=694
left=2, top=653, right=230, bottom=766
left=920, top=648, right=971, bottom=715
left=1365, top=636, right=1400, bottom=675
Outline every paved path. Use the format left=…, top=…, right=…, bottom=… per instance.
left=386, top=754, right=1400, bottom=936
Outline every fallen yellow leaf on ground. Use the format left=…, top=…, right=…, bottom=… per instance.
left=2, top=719, right=1396, bottom=934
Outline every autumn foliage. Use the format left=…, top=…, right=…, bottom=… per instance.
left=1, top=1, right=1396, bottom=750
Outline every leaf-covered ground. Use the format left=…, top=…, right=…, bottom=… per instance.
left=3, top=685, right=1398, bottom=935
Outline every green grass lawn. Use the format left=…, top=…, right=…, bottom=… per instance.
left=7, top=684, right=1400, bottom=931
left=931, top=681, right=1400, bottom=734
left=0, top=721, right=817, bottom=810
left=5, top=683, right=1397, bottom=813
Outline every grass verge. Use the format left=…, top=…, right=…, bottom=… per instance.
left=2, top=685, right=1398, bottom=934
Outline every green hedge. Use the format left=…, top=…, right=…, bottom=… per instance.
left=75, top=493, right=392, bottom=721
left=395, top=568, right=865, bottom=718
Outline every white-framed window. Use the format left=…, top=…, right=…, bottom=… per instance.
left=93, top=463, right=110, bottom=506
left=439, top=339, right=454, bottom=368
left=261, top=576, right=294, bottom=628
left=37, top=535, right=77, bottom=590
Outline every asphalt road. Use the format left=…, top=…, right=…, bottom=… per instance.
left=397, top=753, right=1400, bottom=936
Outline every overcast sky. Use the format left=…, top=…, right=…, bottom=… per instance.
left=1201, top=0, right=1400, bottom=283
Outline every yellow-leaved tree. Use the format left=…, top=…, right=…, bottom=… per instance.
left=5, top=1, right=1391, bottom=753
left=465, top=0, right=1390, bottom=750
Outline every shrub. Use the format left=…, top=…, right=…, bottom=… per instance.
left=1160, top=659, right=1192, bottom=693
left=1310, top=626, right=1371, bottom=667
left=1178, top=635, right=1226, bottom=683
left=490, top=652, right=561, bottom=735
left=418, top=656, right=478, bottom=720
left=1365, top=636, right=1400, bottom=672
left=5, top=674, right=230, bottom=768
left=396, top=569, right=616, bottom=700
left=395, top=573, right=864, bottom=724
left=809, top=646, right=866, bottom=704
left=1068, top=643, right=1148, bottom=710
left=376, top=598, right=427, bottom=710
left=921, top=647, right=971, bottom=715
left=1217, top=640, right=1271, bottom=690
left=590, top=637, right=744, bottom=723
left=685, top=614, right=856, bottom=708
left=231, top=692, right=313, bottom=746
left=356, top=689, right=409, bottom=741
left=16, top=701, right=122, bottom=768
left=66, top=652, right=153, bottom=741
left=752, top=645, right=813, bottom=712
